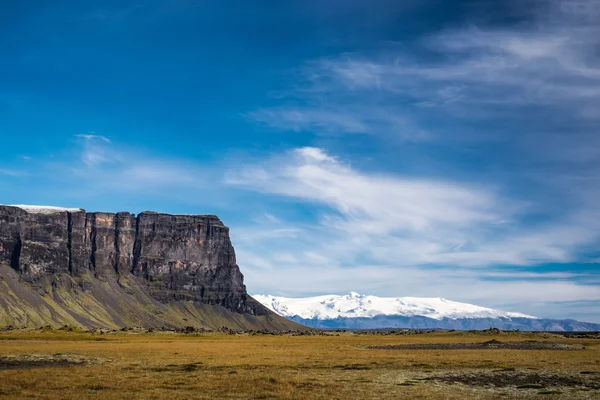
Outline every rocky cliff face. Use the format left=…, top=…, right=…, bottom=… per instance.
left=0, top=205, right=274, bottom=326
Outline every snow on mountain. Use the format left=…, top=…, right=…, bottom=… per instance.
left=8, top=205, right=84, bottom=214
left=253, top=292, right=536, bottom=321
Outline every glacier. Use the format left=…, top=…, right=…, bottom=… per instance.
left=253, top=292, right=600, bottom=331
left=253, top=292, right=535, bottom=320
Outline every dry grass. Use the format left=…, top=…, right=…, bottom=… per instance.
left=0, top=330, right=598, bottom=399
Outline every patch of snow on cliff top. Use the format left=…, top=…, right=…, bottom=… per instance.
left=253, top=292, right=537, bottom=321
left=8, top=205, right=84, bottom=214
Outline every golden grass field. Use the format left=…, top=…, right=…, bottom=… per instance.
left=0, top=329, right=598, bottom=399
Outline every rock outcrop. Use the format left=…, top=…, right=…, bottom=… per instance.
left=0, top=205, right=298, bottom=330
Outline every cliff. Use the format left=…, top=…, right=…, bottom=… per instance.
left=0, top=205, right=300, bottom=330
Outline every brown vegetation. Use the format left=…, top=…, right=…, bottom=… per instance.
left=0, top=329, right=598, bottom=399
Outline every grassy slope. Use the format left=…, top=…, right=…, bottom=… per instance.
left=0, top=330, right=597, bottom=399
left=0, top=265, right=301, bottom=331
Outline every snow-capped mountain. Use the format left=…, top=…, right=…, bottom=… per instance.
left=254, top=292, right=534, bottom=320
left=253, top=292, right=600, bottom=332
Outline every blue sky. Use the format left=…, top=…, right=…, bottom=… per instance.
left=1, top=0, right=599, bottom=322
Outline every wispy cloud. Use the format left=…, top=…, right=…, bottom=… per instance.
left=319, top=29, right=600, bottom=117
left=75, top=135, right=115, bottom=166
left=227, top=144, right=600, bottom=322
left=5, top=135, right=213, bottom=209
left=0, top=169, right=26, bottom=177
left=248, top=107, right=431, bottom=140
left=238, top=0, right=600, bottom=277
left=228, top=147, right=506, bottom=233
left=228, top=147, right=600, bottom=268
left=75, top=133, right=111, bottom=142
left=68, top=137, right=205, bottom=191
left=249, top=0, right=600, bottom=141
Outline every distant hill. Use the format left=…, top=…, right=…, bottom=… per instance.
left=254, top=292, right=600, bottom=332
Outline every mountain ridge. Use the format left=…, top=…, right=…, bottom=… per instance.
left=254, top=292, right=535, bottom=320
left=254, top=292, right=600, bottom=332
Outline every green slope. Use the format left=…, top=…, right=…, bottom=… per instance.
left=0, top=265, right=303, bottom=331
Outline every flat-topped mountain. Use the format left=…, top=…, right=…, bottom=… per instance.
left=0, top=205, right=300, bottom=330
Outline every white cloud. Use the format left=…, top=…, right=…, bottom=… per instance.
left=27, top=135, right=211, bottom=202
left=74, top=133, right=116, bottom=166
left=248, top=106, right=432, bottom=140
left=250, top=0, right=600, bottom=140
left=226, top=148, right=600, bottom=276
left=75, top=133, right=111, bottom=142
left=249, top=108, right=368, bottom=134
left=230, top=147, right=504, bottom=232
left=236, top=2, right=600, bottom=311
left=225, top=145, right=600, bottom=323
left=260, top=213, right=281, bottom=224
left=0, top=169, right=26, bottom=177
left=323, top=1, right=599, bottom=116
left=229, top=147, right=521, bottom=265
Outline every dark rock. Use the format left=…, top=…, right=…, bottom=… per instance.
left=131, top=212, right=257, bottom=314
left=68, top=211, right=90, bottom=276
left=0, top=206, right=72, bottom=280
left=0, top=205, right=265, bottom=316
